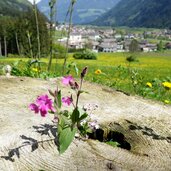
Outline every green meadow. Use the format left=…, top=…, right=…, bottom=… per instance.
left=0, top=51, right=171, bottom=103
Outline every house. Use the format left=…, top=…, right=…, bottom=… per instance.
left=165, top=42, right=171, bottom=49
left=140, top=44, right=157, bottom=52
left=87, top=33, right=100, bottom=41
left=91, top=41, right=99, bottom=52
left=98, top=43, right=117, bottom=52
left=69, top=42, right=84, bottom=49
left=103, top=38, right=116, bottom=43
left=69, top=33, right=82, bottom=44
left=124, top=34, right=135, bottom=39
left=97, top=42, right=124, bottom=53
left=114, top=34, right=122, bottom=39
left=81, top=31, right=100, bottom=41
left=69, top=32, right=85, bottom=49
left=116, top=43, right=124, bottom=52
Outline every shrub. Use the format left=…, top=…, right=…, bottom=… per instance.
left=73, top=50, right=97, bottom=60
left=126, top=55, right=138, bottom=62
left=52, top=43, right=66, bottom=59
left=68, top=48, right=85, bottom=53
left=7, top=54, right=25, bottom=58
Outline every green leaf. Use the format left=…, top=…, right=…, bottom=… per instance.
left=71, top=108, right=80, bottom=124
left=78, top=113, right=88, bottom=121
left=13, top=60, right=22, bottom=67
left=78, top=90, right=89, bottom=95
left=59, top=127, right=76, bottom=154
left=61, top=110, right=69, bottom=117
left=74, top=64, right=79, bottom=75
left=106, top=141, right=120, bottom=147
left=59, top=116, right=65, bottom=127
left=57, top=90, right=62, bottom=108
left=66, top=70, right=71, bottom=75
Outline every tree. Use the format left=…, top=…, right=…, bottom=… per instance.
left=0, top=17, right=15, bottom=56
left=84, top=40, right=93, bottom=50
left=0, top=6, right=49, bottom=57
left=47, top=0, right=57, bottom=72
left=129, top=39, right=140, bottom=53
left=0, top=37, right=2, bottom=56
left=157, top=40, right=163, bottom=51
left=33, top=0, right=41, bottom=60
left=16, top=9, right=49, bottom=57
left=62, top=0, right=77, bottom=75
left=52, top=43, right=66, bottom=59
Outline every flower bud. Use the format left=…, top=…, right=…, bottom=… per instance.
left=69, top=81, right=79, bottom=90
left=48, top=89, right=55, bottom=97
left=69, top=80, right=74, bottom=87
left=81, top=66, right=88, bottom=79
left=74, top=82, right=79, bottom=89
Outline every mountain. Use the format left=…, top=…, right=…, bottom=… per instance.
left=93, top=0, right=171, bottom=28
left=0, top=0, right=31, bottom=17
left=37, top=0, right=120, bottom=24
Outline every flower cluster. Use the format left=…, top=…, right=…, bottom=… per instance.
left=32, top=68, right=39, bottom=72
left=95, top=69, right=102, bottom=74
left=62, top=96, right=73, bottom=106
left=29, top=95, right=56, bottom=117
left=29, top=67, right=100, bottom=154
left=146, top=82, right=152, bottom=88
left=162, top=82, right=171, bottom=90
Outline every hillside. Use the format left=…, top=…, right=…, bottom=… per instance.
left=0, top=0, right=31, bottom=17
left=37, top=0, right=120, bottom=24
left=93, top=0, right=171, bottom=28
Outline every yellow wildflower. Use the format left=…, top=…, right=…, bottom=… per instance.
left=164, top=100, right=170, bottom=104
left=162, top=82, right=171, bottom=90
left=32, top=68, right=39, bottom=72
left=95, top=69, right=102, bottom=74
left=146, top=82, right=152, bottom=88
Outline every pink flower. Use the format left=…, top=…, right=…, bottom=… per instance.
left=29, top=103, right=39, bottom=113
left=36, top=95, right=55, bottom=111
left=62, top=96, right=72, bottom=106
left=29, top=94, right=56, bottom=117
left=62, top=75, right=74, bottom=86
left=69, top=81, right=79, bottom=90
left=89, top=120, right=99, bottom=130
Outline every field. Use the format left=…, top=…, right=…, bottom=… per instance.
left=0, top=51, right=171, bottom=103
left=78, top=9, right=105, bottom=18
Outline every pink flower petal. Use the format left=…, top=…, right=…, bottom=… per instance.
left=50, top=106, right=56, bottom=113
left=30, top=94, right=56, bottom=117
left=29, top=103, right=39, bottom=113
left=62, top=96, right=72, bottom=106
left=36, top=94, right=50, bottom=105
left=39, top=104, right=48, bottom=117
left=62, top=75, right=74, bottom=85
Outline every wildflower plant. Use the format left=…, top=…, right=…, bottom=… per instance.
left=29, top=67, right=99, bottom=154
left=95, top=69, right=102, bottom=74
left=162, top=82, right=171, bottom=90
left=146, top=82, right=152, bottom=88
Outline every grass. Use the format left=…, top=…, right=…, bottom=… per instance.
left=1, top=51, right=171, bottom=103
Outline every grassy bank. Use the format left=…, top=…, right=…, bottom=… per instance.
left=0, top=51, right=171, bottom=103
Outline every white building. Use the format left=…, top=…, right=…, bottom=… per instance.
left=69, top=33, right=82, bottom=44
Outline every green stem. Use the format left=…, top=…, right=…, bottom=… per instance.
left=75, top=78, right=83, bottom=108
left=62, top=1, right=75, bottom=75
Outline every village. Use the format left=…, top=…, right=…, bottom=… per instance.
left=56, top=24, right=171, bottom=53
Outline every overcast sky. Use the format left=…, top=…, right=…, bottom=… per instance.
left=27, top=0, right=41, bottom=4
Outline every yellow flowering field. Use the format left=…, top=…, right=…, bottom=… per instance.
left=0, top=51, right=171, bottom=102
